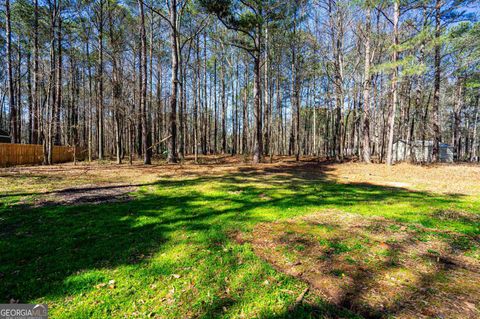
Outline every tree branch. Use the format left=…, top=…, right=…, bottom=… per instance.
left=140, top=0, right=174, bottom=30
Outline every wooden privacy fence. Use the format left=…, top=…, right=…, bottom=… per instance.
left=0, top=143, right=81, bottom=167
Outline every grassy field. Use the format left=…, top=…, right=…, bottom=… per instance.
left=0, top=157, right=479, bottom=318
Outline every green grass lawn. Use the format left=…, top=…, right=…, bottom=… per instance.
left=0, top=163, right=479, bottom=318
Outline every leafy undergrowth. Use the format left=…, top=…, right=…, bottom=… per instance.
left=0, top=159, right=479, bottom=318
left=245, top=211, right=480, bottom=319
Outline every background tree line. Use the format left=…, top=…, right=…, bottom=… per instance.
left=0, top=0, right=479, bottom=165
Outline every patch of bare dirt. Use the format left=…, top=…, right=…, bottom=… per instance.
left=242, top=210, right=480, bottom=319
left=28, top=184, right=137, bottom=207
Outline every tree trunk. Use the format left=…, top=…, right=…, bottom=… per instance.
left=263, top=27, right=270, bottom=157
left=45, top=0, right=58, bottom=164
left=109, top=4, right=123, bottom=164
left=362, top=5, right=372, bottom=163
left=139, top=0, right=151, bottom=164
left=214, top=58, right=218, bottom=153
left=203, top=33, right=208, bottom=155
left=167, top=0, right=178, bottom=163
left=471, top=94, right=479, bottom=161
left=27, top=52, right=33, bottom=144
left=221, top=61, right=226, bottom=153
left=242, top=59, right=248, bottom=155
left=86, top=40, right=93, bottom=162
left=194, top=55, right=199, bottom=162
left=452, top=77, right=464, bottom=160
left=55, top=15, right=62, bottom=146
left=33, top=0, right=40, bottom=144
left=16, top=38, right=22, bottom=142
left=252, top=51, right=263, bottom=164
left=98, top=0, right=104, bottom=160
left=432, top=0, right=442, bottom=162
left=386, top=0, right=399, bottom=166
left=6, top=0, right=17, bottom=144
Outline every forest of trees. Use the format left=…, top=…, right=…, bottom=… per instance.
left=0, top=0, right=479, bottom=165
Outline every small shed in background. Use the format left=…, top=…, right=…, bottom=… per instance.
left=0, top=129, right=11, bottom=143
left=392, top=140, right=453, bottom=163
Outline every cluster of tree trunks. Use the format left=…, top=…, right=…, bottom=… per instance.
left=1, top=0, right=479, bottom=164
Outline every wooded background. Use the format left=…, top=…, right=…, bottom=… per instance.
left=1, top=0, right=479, bottom=165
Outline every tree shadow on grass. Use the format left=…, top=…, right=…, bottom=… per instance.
left=0, top=193, right=196, bottom=302
left=249, top=211, right=480, bottom=319
left=0, top=162, right=477, bottom=317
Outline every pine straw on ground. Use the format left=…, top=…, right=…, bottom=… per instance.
left=1, top=155, right=479, bottom=194
left=240, top=210, right=480, bottom=319
left=328, top=162, right=480, bottom=196
left=1, top=155, right=479, bottom=207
